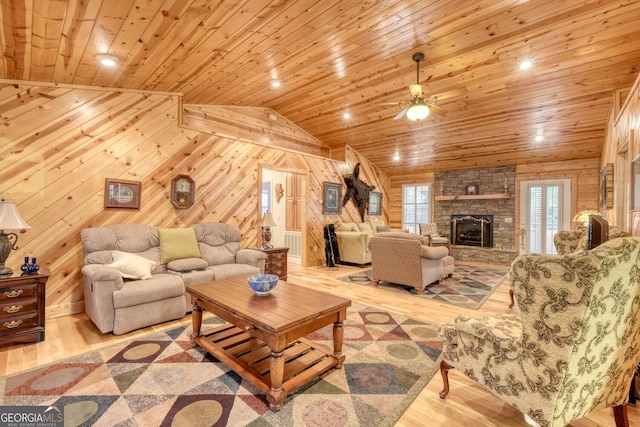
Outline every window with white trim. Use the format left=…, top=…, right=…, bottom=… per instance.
left=402, top=184, right=431, bottom=234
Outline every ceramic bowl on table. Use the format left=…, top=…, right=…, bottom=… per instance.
left=247, top=274, right=279, bottom=295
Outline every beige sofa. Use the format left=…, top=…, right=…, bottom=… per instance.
left=334, top=219, right=405, bottom=266
left=80, top=222, right=267, bottom=335
left=368, top=232, right=455, bottom=293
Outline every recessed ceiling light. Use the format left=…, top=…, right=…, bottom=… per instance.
left=519, top=59, right=533, bottom=70
left=271, top=80, right=281, bottom=88
left=534, top=134, right=544, bottom=142
left=393, top=153, right=400, bottom=161
left=96, top=54, right=118, bottom=67
left=343, top=112, right=351, bottom=120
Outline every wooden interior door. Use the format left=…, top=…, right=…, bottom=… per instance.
left=286, top=172, right=303, bottom=231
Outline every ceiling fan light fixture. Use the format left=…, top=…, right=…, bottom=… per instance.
left=406, top=99, right=430, bottom=121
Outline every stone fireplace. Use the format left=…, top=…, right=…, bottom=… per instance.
left=451, top=214, right=493, bottom=247
left=434, top=166, right=516, bottom=265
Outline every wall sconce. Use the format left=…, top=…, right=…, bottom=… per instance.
left=0, top=200, right=31, bottom=276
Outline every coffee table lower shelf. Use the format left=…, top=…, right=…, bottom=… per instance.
left=192, top=323, right=343, bottom=408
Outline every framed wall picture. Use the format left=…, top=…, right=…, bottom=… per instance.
left=632, top=154, right=640, bottom=210
left=104, top=178, right=141, bottom=209
left=465, top=184, right=479, bottom=195
left=600, top=163, right=614, bottom=209
left=368, top=192, right=382, bottom=215
left=632, top=210, right=640, bottom=237
left=323, top=182, right=342, bottom=214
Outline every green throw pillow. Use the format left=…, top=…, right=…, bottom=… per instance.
left=159, top=228, right=202, bottom=264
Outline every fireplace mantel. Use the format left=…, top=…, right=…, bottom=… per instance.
left=435, top=193, right=510, bottom=201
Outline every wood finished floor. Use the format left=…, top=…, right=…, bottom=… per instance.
left=1, top=259, right=638, bottom=427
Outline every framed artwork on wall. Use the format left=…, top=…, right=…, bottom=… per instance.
left=632, top=154, right=640, bottom=211
left=465, top=184, right=479, bottom=195
left=600, top=163, right=614, bottom=209
left=323, top=182, right=342, bottom=214
left=368, top=192, right=382, bottom=215
left=632, top=210, right=640, bottom=237
left=104, top=178, right=141, bottom=209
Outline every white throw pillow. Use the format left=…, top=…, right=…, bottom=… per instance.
left=107, top=251, right=156, bottom=280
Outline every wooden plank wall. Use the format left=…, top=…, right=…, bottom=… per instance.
left=0, top=81, right=388, bottom=319
left=601, top=72, right=640, bottom=230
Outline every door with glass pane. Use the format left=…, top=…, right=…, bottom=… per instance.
left=402, top=184, right=430, bottom=234
left=520, top=179, right=571, bottom=254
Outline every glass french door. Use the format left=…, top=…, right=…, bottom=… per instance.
left=520, top=179, right=571, bottom=254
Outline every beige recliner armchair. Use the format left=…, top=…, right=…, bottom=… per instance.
left=368, top=232, right=454, bottom=294
left=438, top=237, right=640, bottom=427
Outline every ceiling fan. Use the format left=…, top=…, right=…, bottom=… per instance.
left=384, top=52, right=468, bottom=121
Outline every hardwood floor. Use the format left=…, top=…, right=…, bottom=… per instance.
left=1, top=259, right=638, bottom=426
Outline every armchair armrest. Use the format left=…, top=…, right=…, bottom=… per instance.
left=81, top=264, right=124, bottom=290
left=236, top=248, right=268, bottom=269
left=81, top=264, right=124, bottom=334
left=453, top=314, right=522, bottom=341
left=236, top=248, right=267, bottom=265
left=420, top=245, right=448, bottom=259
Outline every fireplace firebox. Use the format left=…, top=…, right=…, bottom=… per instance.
left=450, top=214, right=493, bottom=247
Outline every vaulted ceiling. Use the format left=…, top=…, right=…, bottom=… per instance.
left=2, top=0, right=640, bottom=174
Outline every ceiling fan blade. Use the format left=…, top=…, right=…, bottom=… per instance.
left=428, top=104, right=447, bottom=115
left=430, top=87, right=468, bottom=101
left=409, top=84, right=422, bottom=98
left=393, top=109, right=408, bottom=120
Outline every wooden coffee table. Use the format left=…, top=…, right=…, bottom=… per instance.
left=187, top=276, right=351, bottom=410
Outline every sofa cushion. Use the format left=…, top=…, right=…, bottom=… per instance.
left=357, top=222, right=374, bottom=237
left=377, top=225, right=390, bottom=233
left=167, top=257, right=208, bottom=272
left=159, top=228, right=201, bottom=263
left=208, top=263, right=260, bottom=280
left=335, top=222, right=358, bottom=232
left=191, top=223, right=242, bottom=266
left=106, top=251, right=156, bottom=279
left=113, top=273, right=185, bottom=308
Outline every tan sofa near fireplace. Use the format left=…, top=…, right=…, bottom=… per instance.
left=80, top=222, right=266, bottom=335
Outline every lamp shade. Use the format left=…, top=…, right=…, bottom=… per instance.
left=0, top=200, right=30, bottom=230
left=406, top=98, right=430, bottom=121
left=262, top=212, right=277, bottom=227
left=572, top=209, right=602, bottom=230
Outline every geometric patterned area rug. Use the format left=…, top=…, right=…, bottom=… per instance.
left=339, top=264, right=508, bottom=310
left=0, top=302, right=442, bottom=427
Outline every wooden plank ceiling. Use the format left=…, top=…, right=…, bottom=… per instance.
left=2, top=0, right=640, bottom=174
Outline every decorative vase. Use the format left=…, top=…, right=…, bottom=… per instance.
left=20, top=256, right=29, bottom=274
left=28, top=257, right=39, bottom=274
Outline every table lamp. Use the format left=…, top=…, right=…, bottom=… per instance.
left=262, top=212, right=277, bottom=249
left=571, top=209, right=602, bottom=230
left=0, top=200, right=31, bottom=276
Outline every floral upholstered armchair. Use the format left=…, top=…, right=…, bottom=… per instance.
left=553, top=224, right=627, bottom=255
left=438, top=237, right=640, bottom=427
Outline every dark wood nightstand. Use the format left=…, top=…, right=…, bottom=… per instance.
left=258, top=247, right=289, bottom=280
left=0, top=269, right=49, bottom=345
